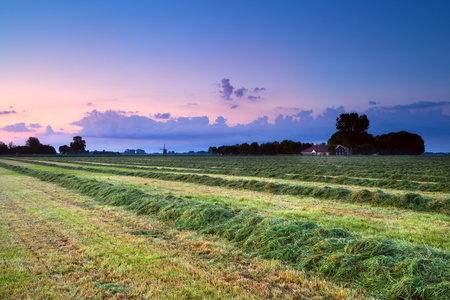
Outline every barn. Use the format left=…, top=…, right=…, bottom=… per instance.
left=301, top=145, right=329, bottom=156
left=335, top=145, right=351, bottom=155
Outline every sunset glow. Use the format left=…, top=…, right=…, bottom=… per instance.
left=1, top=1, right=449, bottom=153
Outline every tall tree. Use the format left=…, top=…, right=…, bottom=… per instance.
left=70, top=136, right=87, bottom=153
left=336, top=113, right=369, bottom=134
left=0, top=141, right=10, bottom=154
left=328, top=113, right=375, bottom=154
left=26, top=137, right=42, bottom=153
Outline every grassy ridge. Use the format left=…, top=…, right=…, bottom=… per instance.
left=1, top=162, right=448, bottom=300
left=10, top=159, right=450, bottom=215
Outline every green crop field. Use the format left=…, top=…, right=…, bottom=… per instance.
left=1, top=155, right=449, bottom=299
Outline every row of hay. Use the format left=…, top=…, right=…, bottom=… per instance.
left=1, top=162, right=449, bottom=300
left=47, top=158, right=449, bottom=192
left=287, top=174, right=448, bottom=192
left=13, top=159, right=450, bottom=215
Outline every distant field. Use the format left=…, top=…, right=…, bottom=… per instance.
left=0, top=155, right=449, bottom=299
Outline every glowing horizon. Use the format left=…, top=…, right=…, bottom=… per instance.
left=1, top=1, right=449, bottom=153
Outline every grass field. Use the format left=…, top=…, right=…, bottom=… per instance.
left=0, top=155, right=449, bottom=299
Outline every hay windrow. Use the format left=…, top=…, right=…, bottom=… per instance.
left=7, top=158, right=449, bottom=215
left=1, top=161, right=449, bottom=300
left=24, top=156, right=450, bottom=191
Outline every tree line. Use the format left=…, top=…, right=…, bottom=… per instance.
left=210, top=113, right=425, bottom=156
left=208, top=140, right=313, bottom=155
left=0, top=137, right=56, bottom=155
left=328, top=113, right=425, bottom=155
left=59, top=136, right=88, bottom=154
left=0, top=136, right=89, bottom=155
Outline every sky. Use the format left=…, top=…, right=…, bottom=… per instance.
left=1, top=0, right=449, bottom=153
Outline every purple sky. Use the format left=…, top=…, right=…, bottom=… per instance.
left=1, top=1, right=449, bottom=152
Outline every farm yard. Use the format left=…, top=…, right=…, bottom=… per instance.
left=0, top=155, right=449, bottom=299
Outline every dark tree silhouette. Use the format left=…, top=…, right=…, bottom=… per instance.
left=249, top=142, right=259, bottom=155
left=0, top=141, right=10, bottom=154
left=239, top=142, right=250, bottom=155
left=59, top=145, right=71, bottom=154
left=336, top=113, right=369, bottom=134
left=376, top=131, right=425, bottom=155
left=4, top=137, right=56, bottom=154
left=70, top=136, right=87, bottom=153
left=210, top=140, right=311, bottom=155
left=26, top=137, right=42, bottom=153
left=328, top=113, right=375, bottom=154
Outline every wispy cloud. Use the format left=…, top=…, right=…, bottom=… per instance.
left=29, top=123, right=42, bottom=128
left=234, top=87, right=247, bottom=98
left=0, top=110, right=16, bottom=115
left=219, top=78, right=266, bottom=101
left=276, top=107, right=300, bottom=111
left=45, top=125, right=55, bottom=134
left=220, top=78, right=234, bottom=100
left=1, top=122, right=31, bottom=132
left=247, top=95, right=261, bottom=101
left=154, top=112, right=171, bottom=119
left=381, top=101, right=450, bottom=110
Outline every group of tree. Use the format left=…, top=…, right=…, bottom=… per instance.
left=0, top=137, right=56, bottom=155
left=209, top=140, right=313, bottom=155
left=375, top=131, right=425, bottom=155
left=123, top=149, right=147, bottom=155
left=209, top=114, right=425, bottom=156
left=59, top=136, right=88, bottom=154
left=328, top=113, right=425, bottom=155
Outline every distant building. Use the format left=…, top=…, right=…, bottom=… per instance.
left=301, top=145, right=329, bottom=156
left=335, top=145, right=351, bottom=155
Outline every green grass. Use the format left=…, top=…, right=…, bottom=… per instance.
left=1, top=167, right=361, bottom=299
left=6, top=158, right=449, bottom=215
left=3, top=159, right=449, bottom=250
left=1, top=159, right=448, bottom=299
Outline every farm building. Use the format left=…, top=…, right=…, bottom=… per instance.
left=335, top=145, right=351, bottom=155
left=301, top=145, right=329, bottom=156
left=301, top=145, right=352, bottom=156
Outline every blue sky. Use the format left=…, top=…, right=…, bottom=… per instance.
left=1, top=0, right=449, bottom=152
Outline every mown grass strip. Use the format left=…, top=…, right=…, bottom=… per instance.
left=2, top=168, right=352, bottom=299
left=34, top=155, right=450, bottom=184
left=9, top=158, right=450, bottom=215
left=1, top=162, right=448, bottom=300
left=20, top=157, right=450, bottom=192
